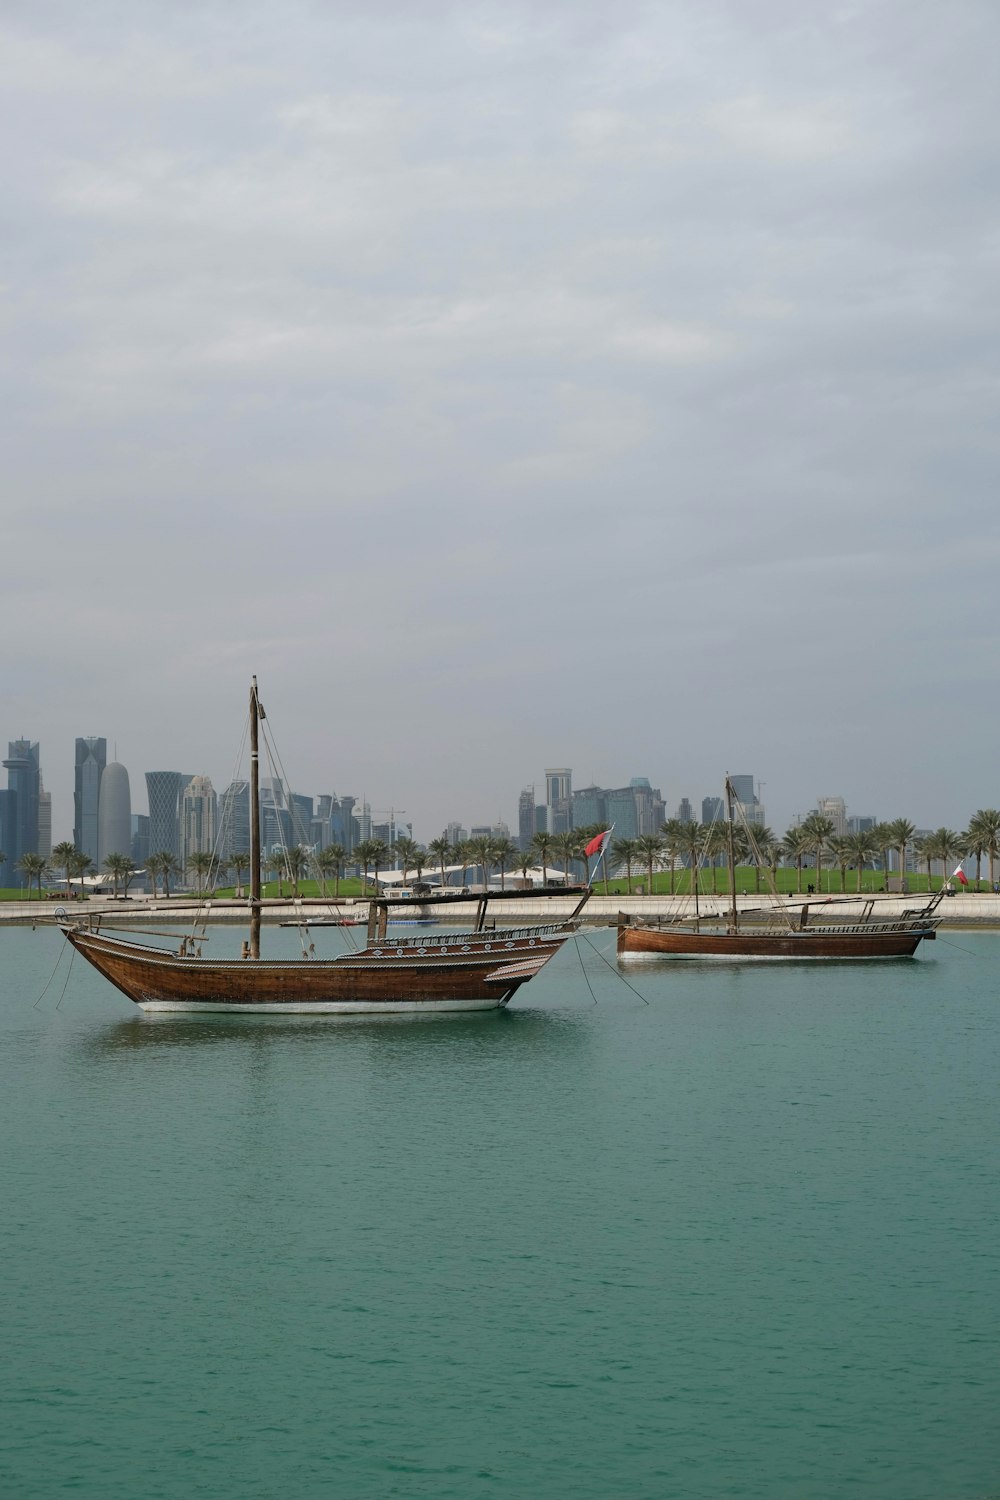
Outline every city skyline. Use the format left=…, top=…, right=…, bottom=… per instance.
left=2, top=718, right=991, bottom=870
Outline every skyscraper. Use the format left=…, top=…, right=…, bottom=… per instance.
left=518, top=787, right=535, bottom=850
left=218, top=780, right=251, bottom=859
left=74, top=738, right=107, bottom=862
left=3, top=740, right=40, bottom=881
left=98, top=762, right=132, bottom=863
left=145, top=771, right=184, bottom=861
left=180, top=776, right=217, bottom=868
left=37, top=775, right=52, bottom=859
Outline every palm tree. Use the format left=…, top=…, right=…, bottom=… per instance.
left=660, top=819, right=685, bottom=894
left=187, top=849, right=217, bottom=896
left=52, top=841, right=78, bottom=895
left=635, top=833, right=664, bottom=896
left=754, top=828, right=785, bottom=892
left=886, top=818, right=916, bottom=887
left=967, top=809, right=1000, bottom=889
left=428, top=837, right=452, bottom=890
left=829, top=836, right=852, bottom=893
left=18, top=852, right=48, bottom=899
left=392, top=836, right=421, bottom=883
left=844, top=829, right=877, bottom=894
left=145, top=851, right=161, bottom=899
left=515, top=847, right=534, bottom=887
left=103, top=851, right=131, bottom=898
left=676, top=821, right=707, bottom=896
left=70, top=851, right=93, bottom=898
left=229, top=849, right=251, bottom=897
left=913, top=832, right=936, bottom=890
left=783, top=825, right=811, bottom=894
left=611, top=837, right=640, bottom=895
left=872, top=822, right=894, bottom=891
left=317, top=844, right=345, bottom=898
left=353, top=838, right=386, bottom=894
left=931, top=827, right=965, bottom=889
left=285, top=845, right=310, bottom=898
left=551, top=832, right=579, bottom=886
left=468, top=835, right=495, bottom=890
left=530, top=831, right=554, bottom=886
left=800, top=813, right=835, bottom=895
left=455, top=840, right=474, bottom=889
left=747, top=825, right=777, bottom=894
left=702, top=821, right=729, bottom=896
left=490, top=836, right=517, bottom=891
left=154, top=852, right=180, bottom=899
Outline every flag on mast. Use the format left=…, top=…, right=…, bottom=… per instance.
left=584, top=829, right=611, bottom=858
left=952, top=862, right=969, bottom=886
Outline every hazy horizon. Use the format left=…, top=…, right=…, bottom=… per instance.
left=4, top=2, right=998, bottom=845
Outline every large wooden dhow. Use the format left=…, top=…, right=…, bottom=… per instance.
left=617, top=778, right=943, bottom=963
left=61, top=679, right=586, bottom=1014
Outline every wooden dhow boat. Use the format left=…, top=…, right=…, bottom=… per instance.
left=617, top=779, right=943, bottom=962
left=61, top=679, right=587, bottom=1014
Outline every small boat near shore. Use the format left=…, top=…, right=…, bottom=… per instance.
left=617, top=778, right=943, bottom=962
left=62, top=679, right=588, bottom=1013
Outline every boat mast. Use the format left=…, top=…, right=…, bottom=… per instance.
left=249, top=676, right=262, bottom=960
left=725, top=775, right=739, bottom=934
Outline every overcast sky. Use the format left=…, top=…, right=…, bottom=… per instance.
left=3, top=0, right=998, bottom=843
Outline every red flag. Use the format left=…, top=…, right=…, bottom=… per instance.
left=585, top=830, right=610, bottom=858
left=952, top=863, right=969, bottom=886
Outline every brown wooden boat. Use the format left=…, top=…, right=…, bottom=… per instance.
left=617, top=910, right=940, bottom=961
left=617, top=778, right=943, bottom=962
left=61, top=679, right=587, bottom=1013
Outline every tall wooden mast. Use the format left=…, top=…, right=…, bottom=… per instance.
left=249, top=676, right=262, bottom=960
left=725, top=775, right=739, bottom=935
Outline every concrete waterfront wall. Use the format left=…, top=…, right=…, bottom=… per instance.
left=4, top=892, right=1000, bottom=928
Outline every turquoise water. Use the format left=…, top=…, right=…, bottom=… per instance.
left=2, top=924, right=999, bottom=1498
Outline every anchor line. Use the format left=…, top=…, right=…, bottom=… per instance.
left=576, top=930, right=650, bottom=1005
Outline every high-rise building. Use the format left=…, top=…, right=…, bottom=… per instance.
left=74, top=737, right=106, bottom=863
left=180, top=776, right=217, bottom=869
left=702, top=796, right=724, bottom=824
left=816, top=796, right=847, bottom=836
left=290, top=793, right=314, bottom=848
left=331, top=795, right=356, bottom=853
left=545, top=768, right=572, bottom=832
left=98, top=762, right=132, bottom=864
left=572, top=786, right=606, bottom=828
left=218, top=780, right=251, bottom=859
left=518, top=788, right=535, bottom=851
left=145, top=771, right=185, bottom=861
left=629, top=777, right=665, bottom=835
left=3, top=740, right=41, bottom=881
left=728, top=774, right=765, bottom=827
left=676, top=798, right=693, bottom=823
left=131, top=814, right=150, bottom=869
left=37, top=776, right=52, bottom=859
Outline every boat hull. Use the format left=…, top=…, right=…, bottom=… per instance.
left=64, top=926, right=566, bottom=1013
left=617, top=923, right=936, bottom=960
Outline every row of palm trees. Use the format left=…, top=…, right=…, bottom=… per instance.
left=604, top=810, right=1000, bottom=895
left=9, top=807, right=1000, bottom=902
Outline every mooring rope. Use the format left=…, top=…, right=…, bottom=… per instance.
left=575, top=930, right=650, bottom=1005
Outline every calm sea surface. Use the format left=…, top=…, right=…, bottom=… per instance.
left=2, top=922, right=998, bottom=1499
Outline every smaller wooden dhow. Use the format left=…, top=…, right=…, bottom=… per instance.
left=61, top=679, right=588, bottom=1014
left=617, top=778, right=943, bottom=962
